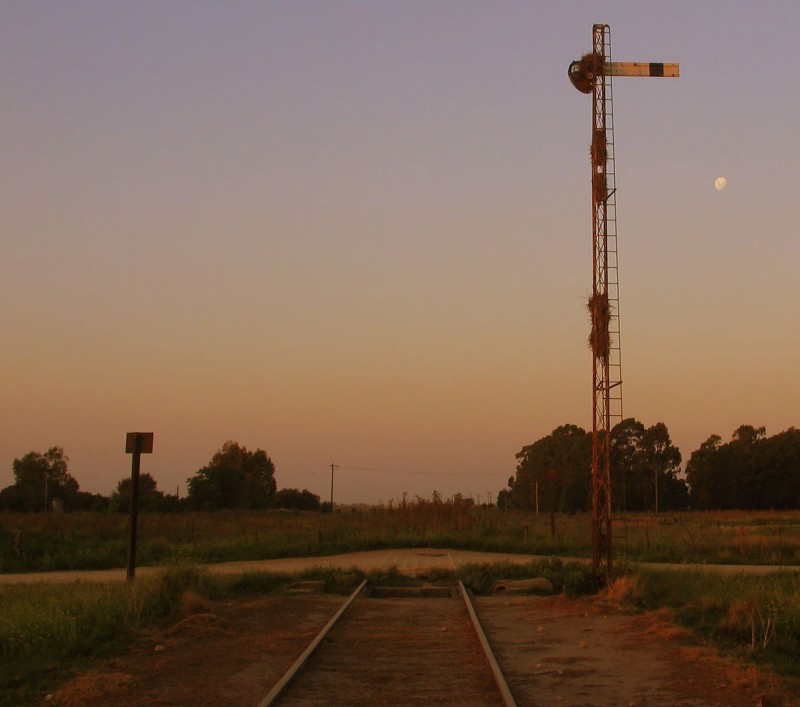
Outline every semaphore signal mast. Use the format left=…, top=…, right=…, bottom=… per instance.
left=569, top=24, right=678, bottom=575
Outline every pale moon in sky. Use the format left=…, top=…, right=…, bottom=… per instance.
left=714, top=176, right=728, bottom=191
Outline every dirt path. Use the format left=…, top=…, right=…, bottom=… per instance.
left=48, top=592, right=799, bottom=707
left=2, top=548, right=798, bottom=585
left=0, top=549, right=508, bottom=584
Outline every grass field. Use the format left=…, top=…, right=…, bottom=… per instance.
left=2, top=505, right=800, bottom=574
left=1, top=505, right=799, bottom=704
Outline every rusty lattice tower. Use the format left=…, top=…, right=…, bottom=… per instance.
left=569, top=24, right=678, bottom=574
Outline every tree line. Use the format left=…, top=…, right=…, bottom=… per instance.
left=500, top=420, right=800, bottom=513
left=0, top=441, right=322, bottom=513
left=4, top=423, right=799, bottom=514
left=686, top=425, right=800, bottom=510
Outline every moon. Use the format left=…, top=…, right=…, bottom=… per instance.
left=714, top=176, right=728, bottom=191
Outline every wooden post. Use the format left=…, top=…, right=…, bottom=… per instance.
left=125, top=432, right=153, bottom=581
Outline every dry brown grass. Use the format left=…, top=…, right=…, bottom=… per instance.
left=605, top=574, right=638, bottom=603
left=579, top=52, right=603, bottom=76
left=635, top=608, right=693, bottom=643
left=592, top=167, right=607, bottom=202
left=176, top=589, right=211, bottom=618
left=587, top=292, right=611, bottom=360
left=673, top=646, right=800, bottom=707
left=164, top=612, right=226, bottom=640
left=591, top=126, right=608, bottom=201
left=50, top=670, right=133, bottom=706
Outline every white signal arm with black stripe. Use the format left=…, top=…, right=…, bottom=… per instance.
left=604, top=62, right=679, bottom=77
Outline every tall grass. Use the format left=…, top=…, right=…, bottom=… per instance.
left=624, top=568, right=800, bottom=675
left=0, top=564, right=225, bottom=705
left=621, top=512, right=800, bottom=565
left=2, top=506, right=800, bottom=574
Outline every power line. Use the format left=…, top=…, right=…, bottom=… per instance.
left=333, top=464, right=494, bottom=478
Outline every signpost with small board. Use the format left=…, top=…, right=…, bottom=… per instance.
left=125, top=432, right=154, bottom=581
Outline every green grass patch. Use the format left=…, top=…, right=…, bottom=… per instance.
left=622, top=567, right=800, bottom=678
left=0, top=564, right=223, bottom=706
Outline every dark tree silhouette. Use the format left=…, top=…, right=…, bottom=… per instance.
left=187, top=441, right=276, bottom=510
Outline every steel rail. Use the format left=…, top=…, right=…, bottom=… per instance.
left=458, top=581, right=518, bottom=707
left=257, top=579, right=368, bottom=707
left=258, top=580, right=516, bottom=706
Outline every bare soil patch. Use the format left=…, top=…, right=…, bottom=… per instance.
left=49, top=592, right=799, bottom=706
left=476, top=594, right=800, bottom=707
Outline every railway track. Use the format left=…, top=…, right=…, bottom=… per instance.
left=257, top=581, right=517, bottom=707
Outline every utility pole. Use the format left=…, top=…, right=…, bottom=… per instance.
left=329, top=463, right=338, bottom=512
left=654, top=462, right=660, bottom=515
left=569, top=24, right=678, bottom=575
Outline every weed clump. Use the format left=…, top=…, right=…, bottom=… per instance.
left=578, top=52, right=604, bottom=77
left=606, top=574, right=639, bottom=603
left=587, top=293, right=611, bottom=361
left=138, top=564, right=220, bottom=621
left=569, top=52, right=603, bottom=93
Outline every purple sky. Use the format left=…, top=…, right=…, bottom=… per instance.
left=1, top=2, right=798, bottom=503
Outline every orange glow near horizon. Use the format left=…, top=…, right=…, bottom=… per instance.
left=1, top=5, right=798, bottom=504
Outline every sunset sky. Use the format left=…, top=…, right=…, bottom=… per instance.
left=2, top=2, right=798, bottom=505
